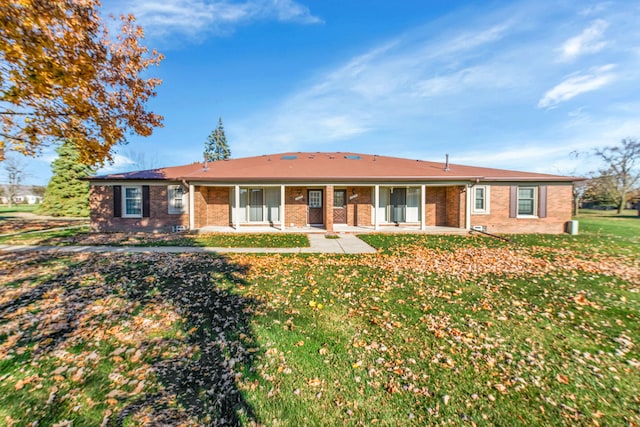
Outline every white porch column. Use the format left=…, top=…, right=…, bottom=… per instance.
left=189, top=184, right=195, bottom=230
left=465, top=184, right=472, bottom=230
left=374, top=185, right=380, bottom=231
left=234, top=185, right=240, bottom=230
left=280, top=184, right=286, bottom=231
left=420, top=184, right=426, bottom=231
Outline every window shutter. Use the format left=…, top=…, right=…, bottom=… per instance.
left=113, top=185, right=122, bottom=217
left=538, top=185, right=547, bottom=218
left=142, top=185, right=150, bottom=218
left=509, top=185, right=517, bottom=218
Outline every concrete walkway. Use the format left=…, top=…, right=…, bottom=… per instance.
left=0, top=233, right=377, bottom=255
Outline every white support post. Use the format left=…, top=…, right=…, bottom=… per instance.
left=189, top=184, right=195, bottom=230
left=374, top=185, right=380, bottom=231
left=280, top=184, right=286, bottom=231
left=465, top=184, right=472, bottom=230
left=420, top=184, right=426, bottom=231
left=234, top=185, right=240, bottom=230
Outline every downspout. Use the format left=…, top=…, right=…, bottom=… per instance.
left=465, top=182, right=472, bottom=230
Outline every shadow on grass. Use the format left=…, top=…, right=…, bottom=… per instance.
left=0, top=251, right=261, bottom=426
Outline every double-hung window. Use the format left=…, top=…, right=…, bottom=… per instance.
left=123, top=186, right=143, bottom=218
left=472, top=185, right=490, bottom=214
left=168, top=185, right=187, bottom=214
left=517, top=186, right=536, bottom=216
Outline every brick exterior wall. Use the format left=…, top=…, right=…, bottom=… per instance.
left=90, top=184, right=188, bottom=232
left=346, top=186, right=372, bottom=226
left=470, top=183, right=573, bottom=234
left=90, top=182, right=571, bottom=234
left=324, top=186, right=334, bottom=232
left=285, top=187, right=308, bottom=227
left=425, top=187, right=447, bottom=226
left=445, top=186, right=461, bottom=228
left=193, top=186, right=207, bottom=229
left=206, top=187, right=231, bottom=226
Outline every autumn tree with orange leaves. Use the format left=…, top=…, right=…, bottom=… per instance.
left=0, top=0, right=164, bottom=165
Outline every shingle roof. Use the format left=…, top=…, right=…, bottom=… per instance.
left=90, top=152, right=578, bottom=182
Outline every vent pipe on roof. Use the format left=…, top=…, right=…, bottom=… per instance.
left=444, top=154, right=450, bottom=172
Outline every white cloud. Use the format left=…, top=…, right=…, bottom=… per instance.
left=537, top=64, right=617, bottom=109
left=560, top=19, right=609, bottom=61
left=97, top=154, right=136, bottom=174
left=127, top=0, right=321, bottom=38
left=231, top=18, right=523, bottom=155
left=579, top=2, right=612, bottom=17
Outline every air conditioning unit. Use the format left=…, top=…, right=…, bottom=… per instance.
left=172, top=225, right=188, bottom=232
left=471, top=225, right=486, bottom=232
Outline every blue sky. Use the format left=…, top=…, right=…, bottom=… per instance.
left=11, top=0, right=640, bottom=185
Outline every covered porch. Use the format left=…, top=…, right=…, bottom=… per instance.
left=189, top=183, right=471, bottom=233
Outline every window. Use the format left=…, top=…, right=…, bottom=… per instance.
left=517, top=186, right=536, bottom=216
left=123, top=186, right=142, bottom=217
left=472, top=185, right=490, bottom=214
left=308, top=190, right=322, bottom=208
left=168, top=185, right=188, bottom=214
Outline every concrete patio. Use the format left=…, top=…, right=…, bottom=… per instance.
left=195, top=224, right=469, bottom=234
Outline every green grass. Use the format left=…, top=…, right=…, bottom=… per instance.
left=135, top=233, right=310, bottom=248
left=508, top=209, right=639, bottom=258
left=0, top=230, right=310, bottom=248
left=0, top=204, right=38, bottom=215
left=0, top=226, right=90, bottom=244
left=359, top=209, right=639, bottom=259
left=0, top=214, right=638, bottom=425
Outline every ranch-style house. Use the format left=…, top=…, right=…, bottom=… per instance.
left=88, top=152, right=578, bottom=234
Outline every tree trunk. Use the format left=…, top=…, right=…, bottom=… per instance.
left=618, top=191, right=626, bottom=214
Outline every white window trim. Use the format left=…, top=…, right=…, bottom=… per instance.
left=168, top=185, right=188, bottom=214
left=122, top=185, right=143, bottom=218
left=472, top=185, right=490, bottom=214
left=517, top=186, right=538, bottom=218
left=235, top=187, right=281, bottom=224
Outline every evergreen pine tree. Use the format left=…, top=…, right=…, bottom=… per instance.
left=203, top=117, right=231, bottom=162
left=37, top=141, right=97, bottom=217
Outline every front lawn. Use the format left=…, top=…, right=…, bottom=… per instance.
left=0, top=216, right=638, bottom=426
left=0, top=204, right=38, bottom=215
left=0, top=231, right=309, bottom=248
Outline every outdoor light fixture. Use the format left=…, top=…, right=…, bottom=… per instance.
left=295, top=188, right=304, bottom=201
left=349, top=188, right=358, bottom=200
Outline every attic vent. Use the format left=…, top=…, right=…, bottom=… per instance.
left=281, top=155, right=297, bottom=160
left=344, top=155, right=361, bottom=160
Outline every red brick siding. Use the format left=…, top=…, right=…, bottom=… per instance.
left=285, top=187, right=308, bottom=227
left=206, top=187, right=231, bottom=226
left=346, top=186, right=372, bottom=226
left=471, top=184, right=573, bottom=234
left=90, top=184, right=188, bottom=232
left=324, top=186, right=334, bottom=232
left=445, top=186, right=461, bottom=227
left=193, top=186, right=207, bottom=229
left=425, top=187, right=447, bottom=226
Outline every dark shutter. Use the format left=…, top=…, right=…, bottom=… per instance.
left=509, top=185, right=517, bottom=218
left=538, top=185, right=547, bottom=218
left=113, top=185, right=122, bottom=217
left=142, top=185, right=150, bottom=218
